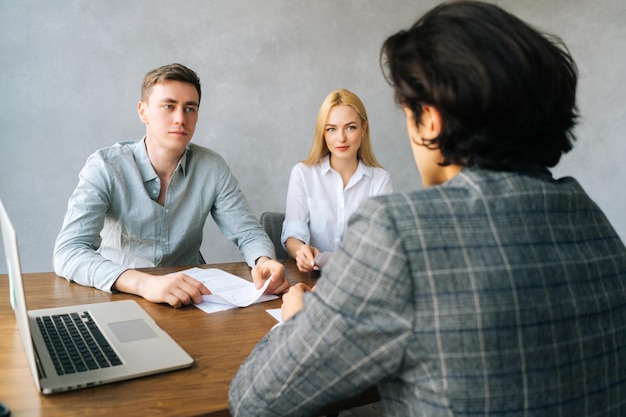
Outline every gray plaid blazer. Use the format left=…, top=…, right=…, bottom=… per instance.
left=230, top=167, right=626, bottom=417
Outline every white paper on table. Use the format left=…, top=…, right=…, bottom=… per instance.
left=181, top=267, right=278, bottom=314
left=265, top=308, right=282, bottom=322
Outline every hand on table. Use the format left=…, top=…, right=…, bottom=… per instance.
left=113, top=270, right=211, bottom=308
left=251, top=257, right=290, bottom=295
left=281, top=282, right=315, bottom=321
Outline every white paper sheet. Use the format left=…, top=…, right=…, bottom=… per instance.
left=265, top=308, right=282, bottom=322
left=181, top=267, right=278, bottom=314
left=314, top=251, right=333, bottom=269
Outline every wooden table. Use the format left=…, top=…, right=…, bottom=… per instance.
left=0, top=260, right=377, bottom=416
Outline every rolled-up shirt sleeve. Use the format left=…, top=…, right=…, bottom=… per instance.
left=53, top=153, right=128, bottom=292
left=281, top=164, right=311, bottom=247
left=209, top=156, right=276, bottom=266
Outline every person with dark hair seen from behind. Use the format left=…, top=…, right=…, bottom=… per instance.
left=229, top=1, right=626, bottom=416
left=282, top=89, right=392, bottom=273
left=54, top=63, right=289, bottom=308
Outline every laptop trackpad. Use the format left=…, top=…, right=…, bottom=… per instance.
left=108, top=319, right=158, bottom=342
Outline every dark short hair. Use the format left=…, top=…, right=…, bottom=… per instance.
left=141, top=63, right=202, bottom=104
left=381, top=0, right=578, bottom=169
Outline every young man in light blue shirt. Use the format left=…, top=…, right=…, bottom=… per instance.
left=54, top=63, right=288, bottom=308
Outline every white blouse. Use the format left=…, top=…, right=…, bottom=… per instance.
left=281, top=156, right=393, bottom=254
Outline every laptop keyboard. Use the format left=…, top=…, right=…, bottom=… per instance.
left=36, top=312, right=123, bottom=375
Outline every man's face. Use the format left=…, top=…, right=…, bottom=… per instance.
left=138, top=80, right=200, bottom=155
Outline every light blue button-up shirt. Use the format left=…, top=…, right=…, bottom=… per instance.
left=53, top=138, right=274, bottom=291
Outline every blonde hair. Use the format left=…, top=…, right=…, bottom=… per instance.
left=303, top=89, right=382, bottom=167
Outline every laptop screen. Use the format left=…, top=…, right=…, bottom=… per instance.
left=0, top=198, right=42, bottom=390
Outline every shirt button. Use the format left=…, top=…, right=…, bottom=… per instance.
left=152, top=190, right=158, bottom=195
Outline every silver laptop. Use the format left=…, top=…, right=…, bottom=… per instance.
left=0, top=199, right=193, bottom=394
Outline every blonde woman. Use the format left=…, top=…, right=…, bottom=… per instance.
left=282, top=89, right=392, bottom=272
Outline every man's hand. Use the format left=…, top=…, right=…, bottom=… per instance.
left=281, top=282, right=313, bottom=321
left=113, top=270, right=211, bottom=308
left=252, top=257, right=290, bottom=294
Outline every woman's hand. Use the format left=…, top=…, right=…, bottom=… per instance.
left=294, top=244, right=320, bottom=272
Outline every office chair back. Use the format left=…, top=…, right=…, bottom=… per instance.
left=259, top=212, right=289, bottom=260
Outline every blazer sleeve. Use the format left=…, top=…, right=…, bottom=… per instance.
left=229, top=197, right=413, bottom=416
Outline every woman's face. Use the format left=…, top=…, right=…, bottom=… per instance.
left=323, top=105, right=366, bottom=163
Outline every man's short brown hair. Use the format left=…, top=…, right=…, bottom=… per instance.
left=141, top=63, right=201, bottom=104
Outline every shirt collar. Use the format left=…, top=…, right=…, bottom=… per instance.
left=320, top=155, right=373, bottom=179
left=132, top=137, right=191, bottom=183
left=320, top=155, right=332, bottom=174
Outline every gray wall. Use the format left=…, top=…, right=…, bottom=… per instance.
left=1, top=0, right=624, bottom=274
